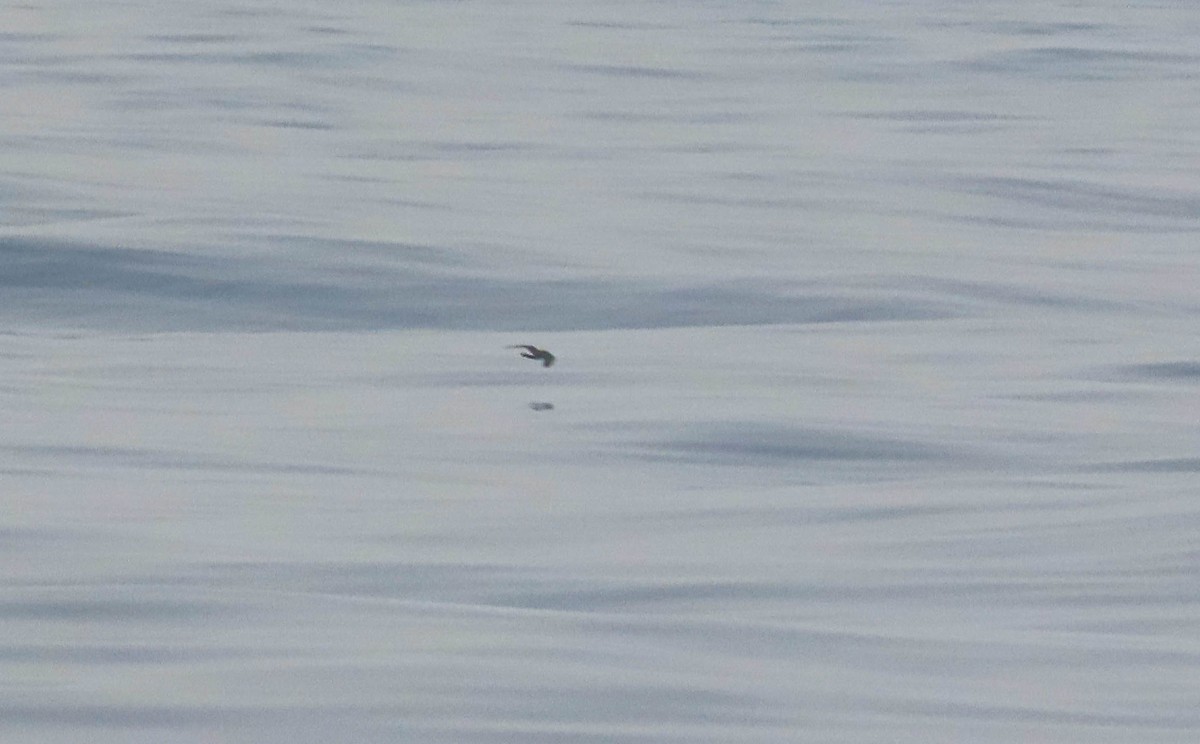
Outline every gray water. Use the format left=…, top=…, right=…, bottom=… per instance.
left=3, top=1, right=1199, bottom=741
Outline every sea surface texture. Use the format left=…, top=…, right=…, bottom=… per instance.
left=3, top=1, right=1199, bottom=742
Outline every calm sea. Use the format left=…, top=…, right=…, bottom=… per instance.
left=2, top=1, right=1198, bottom=742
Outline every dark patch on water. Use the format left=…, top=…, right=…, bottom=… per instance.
left=259, top=118, right=335, bottom=130
left=951, top=175, right=1200, bottom=222
left=1002, top=389, right=1145, bottom=403
left=1112, top=362, right=1200, bottom=381
left=258, top=234, right=464, bottom=267
left=579, top=109, right=751, bottom=125
left=494, top=575, right=1137, bottom=613
left=0, top=597, right=232, bottom=622
left=12, top=68, right=131, bottom=85
left=461, top=682, right=775, bottom=727
left=0, top=32, right=57, bottom=43
left=623, top=503, right=975, bottom=529
left=0, top=527, right=81, bottom=544
left=0, top=237, right=959, bottom=332
left=123, top=51, right=332, bottom=67
left=498, top=580, right=802, bottom=611
left=957, top=46, right=1197, bottom=81
left=931, top=210, right=1200, bottom=234
left=978, top=21, right=1111, bottom=37
left=0, top=703, right=388, bottom=730
left=565, top=63, right=713, bottom=81
left=205, top=560, right=534, bottom=601
left=622, top=422, right=958, bottom=467
left=886, top=699, right=1200, bottom=729
left=1088, top=458, right=1200, bottom=473
left=0, top=643, right=276, bottom=664
left=4, top=444, right=375, bottom=476
left=566, top=20, right=677, bottom=31
left=141, top=33, right=242, bottom=44
left=846, top=109, right=1033, bottom=123
left=4, top=207, right=131, bottom=228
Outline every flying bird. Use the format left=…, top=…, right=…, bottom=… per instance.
left=508, top=345, right=555, bottom=367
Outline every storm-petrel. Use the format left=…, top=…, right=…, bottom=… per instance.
left=507, top=345, right=555, bottom=367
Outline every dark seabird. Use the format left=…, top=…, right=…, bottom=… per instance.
left=507, top=344, right=555, bottom=367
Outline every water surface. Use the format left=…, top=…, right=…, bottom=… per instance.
left=2, top=1, right=1199, bottom=742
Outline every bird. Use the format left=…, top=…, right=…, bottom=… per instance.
left=507, top=344, right=555, bottom=367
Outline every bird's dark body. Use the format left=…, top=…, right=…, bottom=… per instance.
left=507, top=344, right=555, bottom=367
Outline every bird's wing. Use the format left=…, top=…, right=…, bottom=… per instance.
left=506, top=345, right=537, bottom=353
